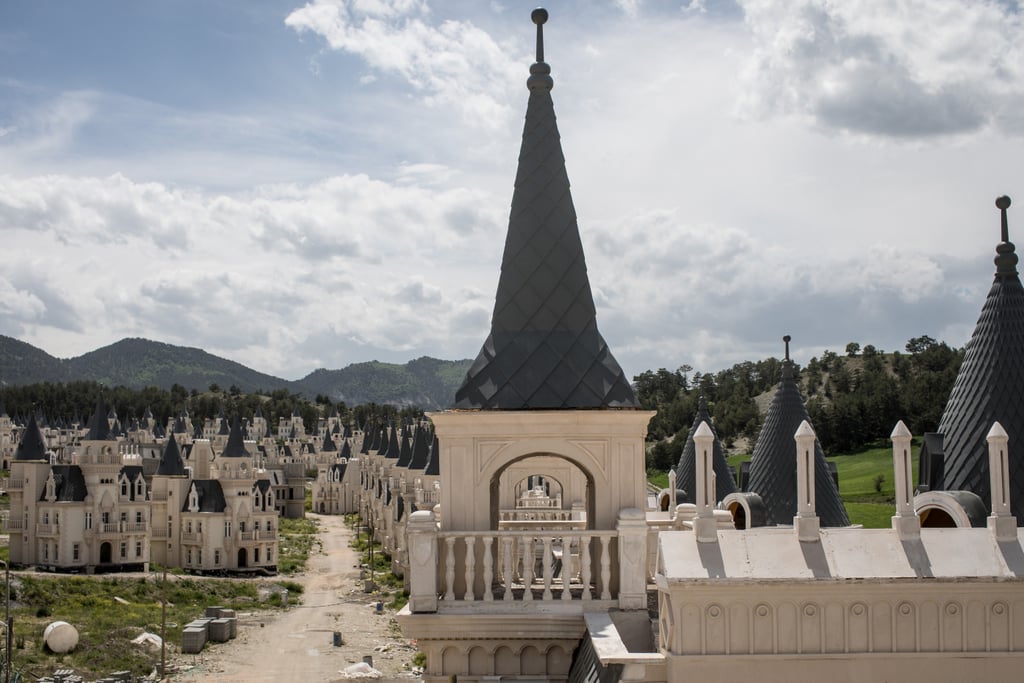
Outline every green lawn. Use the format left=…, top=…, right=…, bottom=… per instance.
left=649, top=440, right=918, bottom=529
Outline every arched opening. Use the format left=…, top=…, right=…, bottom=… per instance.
left=319, top=502, right=325, bottom=513
left=99, top=542, right=112, bottom=564
left=238, top=548, right=248, bottom=568
left=729, top=501, right=747, bottom=529
left=489, top=453, right=595, bottom=531
left=919, top=507, right=958, bottom=527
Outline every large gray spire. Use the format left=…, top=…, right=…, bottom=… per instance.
left=454, top=9, right=638, bottom=411
left=940, top=197, right=1024, bottom=519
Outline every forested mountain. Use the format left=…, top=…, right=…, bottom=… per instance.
left=637, top=336, right=963, bottom=470
left=64, top=338, right=295, bottom=394
left=0, top=336, right=471, bottom=411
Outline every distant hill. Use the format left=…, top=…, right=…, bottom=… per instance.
left=0, top=335, right=470, bottom=410
left=298, top=357, right=472, bottom=410
left=64, top=338, right=295, bottom=394
left=0, top=335, right=71, bottom=385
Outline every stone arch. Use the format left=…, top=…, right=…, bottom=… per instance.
left=545, top=644, right=572, bottom=675
left=494, top=646, right=518, bottom=675
left=489, top=452, right=596, bottom=531
left=521, top=645, right=545, bottom=676
left=441, top=646, right=463, bottom=676
left=914, top=491, right=986, bottom=528
left=467, top=645, right=491, bottom=676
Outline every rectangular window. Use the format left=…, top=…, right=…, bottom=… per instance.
left=136, top=541, right=142, bottom=558
left=42, top=512, right=49, bottom=524
left=43, top=544, right=48, bottom=560
left=85, top=512, right=92, bottom=530
left=120, top=542, right=127, bottom=559
left=198, top=549, right=202, bottom=565
left=214, top=550, right=221, bottom=565
left=239, top=521, right=246, bottom=532
left=187, top=548, right=192, bottom=564
left=73, top=544, right=80, bottom=561
left=102, top=512, right=110, bottom=524
left=224, top=521, right=232, bottom=537
left=120, top=511, right=127, bottom=523
left=187, top=521, right=192, bottom=533
left=136, top=511, right=143, bottom=523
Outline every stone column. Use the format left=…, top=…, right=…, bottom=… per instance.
left=616, top=508, right=647, bottom=610
left=794, top=420, right=820, bottom=542
left=692, top=422, right=718, bottom=543
left=890, top=420, right=920, bottom=538
left=407, top=510, right=439, bottom=612
left=987, top=422, right=1017, bottom=541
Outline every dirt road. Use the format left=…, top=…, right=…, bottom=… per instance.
left=171, top=513, right=417, bottom=682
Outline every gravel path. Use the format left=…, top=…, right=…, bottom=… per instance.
left=169, top=513, right=417, bottom=682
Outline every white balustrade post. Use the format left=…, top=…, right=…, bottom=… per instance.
left=482, top=536, right=494, bottom=601
left=406, top=510, right=438, bottom=613
left=542, top=537, right=553, bottom=600
left=693, top=422, right=718, bottom=542
left=616, top=508, right=647, bottom=609
left=501, top=535, right=515, bottom=602
left=599, top=535, right=612, bottom=601
left=444, top=536, right=457, bottom=601
left=560, top=535, right=574, bottom=601
left=580, top=535, right=593, bottom=600
left=521, top=537, right=534, bottom=601
left=463, top=536, right=476, bottom=601
left=794, top=420, right=821, bottom=542
left=987, top=422, right=1018, bottom=541
left=668, top=469, right=677, bottom=511
left=890, top=420, right=920, bottom=538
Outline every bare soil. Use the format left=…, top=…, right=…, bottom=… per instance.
left=169, top=513, right=417, bottom=682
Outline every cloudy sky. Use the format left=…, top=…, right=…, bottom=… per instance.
left=2, top=0, right=1023, bottom=382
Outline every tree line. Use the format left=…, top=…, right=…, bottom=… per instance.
left=635, top=336, right=963, bottom=470
left=0, top=380, right=424, bottom=433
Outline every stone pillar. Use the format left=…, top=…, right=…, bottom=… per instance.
left=692, top=422, right=718, bottom=543
left=668, top=469, right=677, bottom=511
left=794, top=420, right=820, bottom=542
left=407, top=510, right=439, bottom=612
left=987, top=422, right=1017, bottom=541
left=616, top=508, right=647, bottom=610
left=890, top=420, right=920, bottom=538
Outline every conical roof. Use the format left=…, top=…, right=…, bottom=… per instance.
left=746, top=337, right=849, bottom=527
left=220, top=417, right=250, bottom=458
left=453, top=9, right=637, bottom=411
left=157, top=435, right=186, bottom=476
left=940, top=197, right=1024, bottom=519
left=85, top=397, right=111, bottom=441
left=14, top=413, right=48, bottom=461
left=673, top=397, right=737, bottom=504
left=425, top=432, right=440, bottom=476
left=383, top=424, right=400, bottom=460
left=409, top=425, right=431, bottom=470
left=395, top=425, right=413, bottom=468
left=321, top=431, right=337, bottom=452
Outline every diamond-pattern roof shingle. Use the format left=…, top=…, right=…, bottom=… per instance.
left=940, top=198, right=1024, bottom=520
left=746, top=359, right=849, bottom=527
left=14, top=413, right=47, bottom=461
left=673, top=398, right=738, bottom=504
left=453, top=23, right=637, bottom=411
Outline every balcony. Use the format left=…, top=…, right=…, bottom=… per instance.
left=123, top=522, right=149, bottom=533
left=150, top=491, right=169, bottom=502
left=4, top=519, right=24, bottom=532
left=3, top=479, right=23, bottom=491
left=36, top=523, right=59, bottom=537
left=181, top=532, right=203, bottom=543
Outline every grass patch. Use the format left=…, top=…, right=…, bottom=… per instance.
left=351, top=529, right=407, bottom=609
left=6, top=573, right=284, bottom=680
left=653, top=441, right=919, bottom=529
left=278, top=516, right=322, bottom=574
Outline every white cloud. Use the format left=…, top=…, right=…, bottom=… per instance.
left=285, top=0, right=524, bottom=129
left=736, top=0, right=1024, bottom=137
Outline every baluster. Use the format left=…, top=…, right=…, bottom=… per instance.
left=482, top=536, right=494, bottom=601
left=542, top=537, right=553, bottom=601
left=464, top=536, right=476, bottom=601
left=560, top=535, right=574, bottom=601
left=521, top=536, right=534, bottom=601
left=580, top=535, right=592, bottom=601
left=444, top=536, right=456, bottom=602
left=600, top=535, right=612, bottom=601
left=502, top=536, right=515, bottom=602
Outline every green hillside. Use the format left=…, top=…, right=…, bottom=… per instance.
left=297, top=356, right=472, bottom=410
left=0, top=334, right=71, bottom=386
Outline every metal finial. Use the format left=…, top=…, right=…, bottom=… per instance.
left=532, top=8, right=548, bottom=63
left=783, top=335, right=792, bottom=362
left=994, top=195, right=1018, bottom=277
left=997, top=195, right=1012, bottom=243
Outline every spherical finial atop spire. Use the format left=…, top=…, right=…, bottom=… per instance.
left=783, top=335, right=792, bottom=361
left=527, top=7, right=553, bottom=90
left=532, top=7, right=548, bottom=25
left=994, top=195, right=1017, bottom=277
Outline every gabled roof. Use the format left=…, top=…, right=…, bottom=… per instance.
left=157, top=435, right=186, bottom=476
left=330, top=462, right=348, bottom=482
left=220, top=417, right=250, bottom=458
left=745, top=337, right=849, bottom=527
left=940, top=197, right=1024, bottom=519
left=674, top=397, right=738, bottom=505
left=184, top=480, right=226, bottom=513
left=120, top=465, right=145, bottom=500
left=453, top=10, right=638, bottom=411
left=14, top=413, right=48, bottom=461
left=44, top=465, right=87, bottom=502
